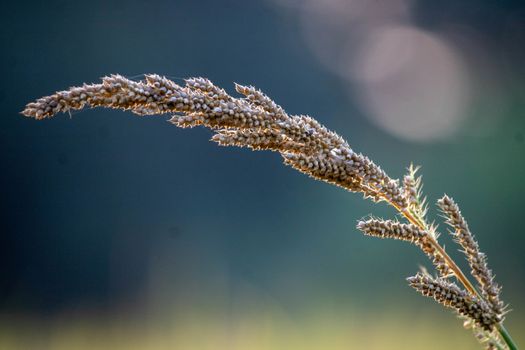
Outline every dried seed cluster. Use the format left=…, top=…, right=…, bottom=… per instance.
left=357, top=219, right=426, bottom=243
left=356, top=219, right=451, bottom=277
left=407, top=273, right=499, bottom=331
left=438, top=195, right=504, bottom=317
left=402, top=164, right=427, bottom=219
left=22, top=75, right=408, bottom=209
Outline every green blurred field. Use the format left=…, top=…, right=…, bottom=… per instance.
left=2, top=300, right=523, bottom=350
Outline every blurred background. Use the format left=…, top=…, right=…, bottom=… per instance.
left=1, top=0, right=524, bottom=349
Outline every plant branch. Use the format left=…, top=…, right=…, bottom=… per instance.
left=390, top=201, right=517, bottom=350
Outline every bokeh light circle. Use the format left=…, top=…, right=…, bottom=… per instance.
left=351, top=25, right=471, bottom=141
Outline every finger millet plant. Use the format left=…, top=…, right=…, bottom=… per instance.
left=23, top=74, right=518, bottom=349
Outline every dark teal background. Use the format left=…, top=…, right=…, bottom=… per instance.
left=1, top=1, right=524, bottom=348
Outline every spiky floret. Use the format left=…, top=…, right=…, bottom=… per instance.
left=438, top=195, right=504, bottom=317
left=212, top=129, right=305, bottom=154
left=356, top=219, right=451, bottom=277
left=407, top=273, right=499, bottom=331
left=403, top=164, right=428, bottom=219
left=356, top=219, right=426, bottom=243
left=465, top=320, right=507, bottom=350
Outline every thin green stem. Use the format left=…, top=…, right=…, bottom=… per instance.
left=497, top=324, right=518, bottom=350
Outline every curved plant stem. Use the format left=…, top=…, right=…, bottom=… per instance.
left=497, top=324, right=518, bottom=350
